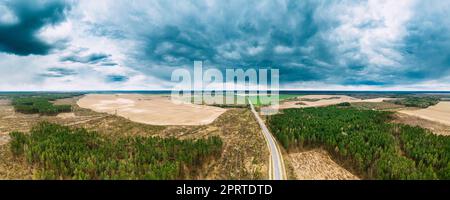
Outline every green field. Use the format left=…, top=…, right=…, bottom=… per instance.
left=189, top=93, right=300, bottom=107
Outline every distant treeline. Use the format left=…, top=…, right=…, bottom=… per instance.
left=268, top=106, right=450, bottom=180
left=1, top=92, right=83, bottom=99
left=386, top=96, right=440, bottom=108
left=10, top=122, right=223, bottom=180
left=10, top=94, right=81, bottom=115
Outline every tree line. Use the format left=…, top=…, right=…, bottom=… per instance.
left=12, top=97, right=72, bottom=115
left=268, top=106, right=450, bottom=180
left=10, top=122, right=223, bottom=180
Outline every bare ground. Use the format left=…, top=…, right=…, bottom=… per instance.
left=351, top=101, right=405, bottom=111
left=274, top=95, right=398, bottom=110
left=398, top=102, right=450, bottom=127
left=287, top=149, right=359, bottom=180
left=77, top=94, right=226, bottom=126
left=393, top=113, right=450, bottom=136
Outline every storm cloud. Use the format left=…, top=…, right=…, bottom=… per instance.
left=96, top=0, right=450, bottom=87
left=1, top=0, right=450, bottom=90
left=106, top=75, right=128, bottom=83
left=60, top=52, right=111, bottom=64
left=0, top=0, right=70, bottom=55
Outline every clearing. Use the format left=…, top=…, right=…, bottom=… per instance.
left=77, top=94, right=226, bottom=126
left=287, top=149, right=359, bottom=180
left=398, top=102, right=450, bottom=126
left=394, top=113, right=450, bottom=136
left=276, top=95, right=397, bottom=109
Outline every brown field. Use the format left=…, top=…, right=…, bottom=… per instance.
left=0, top=96, right=268, bottom=180
left=276, top=95, right=397, bottom=109
left=351, top=101, right=405, bottom=111
left=398, top=102, right=450, bottom=126
left=287, top=149, right=359, bottom=180
left=393, top=113, right=450, bottom=136
left=77, top=94, right=226, bottom=126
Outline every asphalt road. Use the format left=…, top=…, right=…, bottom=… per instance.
left=248, top=100, right=286, bottom=180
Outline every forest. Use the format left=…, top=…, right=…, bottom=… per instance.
left=11, top=94, right=75, bottom=115
left=268, top=106, right=450, bottom=180
left=9, top=122, right=223, bottom=180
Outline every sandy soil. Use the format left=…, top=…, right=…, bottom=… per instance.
left=77, top=94, right=226, bottom=126
left=351, top=101, right=405, bottom=111
left=393, top=113, right=450, bottom=136
left=277, top=95, right=397, bottom=109
left=398, top=102, right=450, bottom=127
left=57, top=112, right=76, bottom=119
left=288, top=149, right=359, bottom=180
left=0, top=135, right=9, bottom=146
left=0, top=144, right=34, bottom=179
left=0, top=99, right=36, bottom=145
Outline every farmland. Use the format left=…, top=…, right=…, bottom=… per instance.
left=77, top=94, right=226, bottom=126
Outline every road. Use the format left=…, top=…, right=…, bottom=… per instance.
left=248, top=99, right=287, bottom=180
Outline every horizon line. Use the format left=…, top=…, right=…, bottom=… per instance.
left=1, top=89, right=450, bottom=93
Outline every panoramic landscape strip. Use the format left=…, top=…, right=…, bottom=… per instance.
left=1, top=3, right=450, bottom=198
left=1, top=91, right=449, bottom=180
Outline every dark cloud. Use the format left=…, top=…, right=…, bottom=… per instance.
left=3, top=0, right=450, bottom=89
left=0, top=0, right=71, bottom=55
left=106, top=75, right=128, bottom=82
left=396, top=1, right=450, bottom=83
left=130, top=0, right=333, bottom=84
left=109, top=0, right=448, bottom=87
left=60, top=53, right=111, bottom=64
left=100, top=62, right=118, bottom=67
left=39, top=67, right=77, bottom=78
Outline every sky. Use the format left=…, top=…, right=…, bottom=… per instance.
left=0, top=0, right=449, bottom=91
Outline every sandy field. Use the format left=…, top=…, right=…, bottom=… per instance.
left=277, top=95, right=396, bottom=109
left=393, top=113, right=450, bottom=136
left=0, top=135, right=9, bottom=146
left=398, top=102, right=450, bottom=126
left=77, top=94, right=227, bottom=126
left=57, top=112, right=76, bottom=119
left=288, top=149, right=359, bottom=180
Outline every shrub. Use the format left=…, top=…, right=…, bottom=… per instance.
left=9, top=131, right=27, bottom=156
